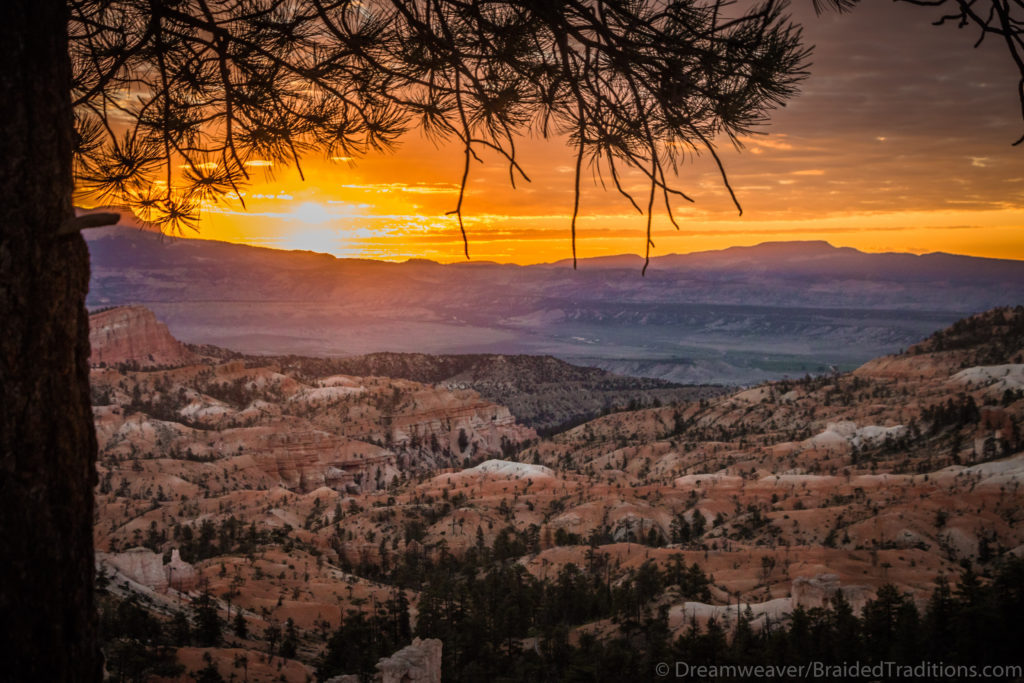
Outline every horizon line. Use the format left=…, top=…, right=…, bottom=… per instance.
left=86, top=223, right=1024, bottom=266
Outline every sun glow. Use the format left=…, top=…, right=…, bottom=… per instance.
left=291, top=202, right=332, bottom=224
left=173, top=95, right=1024, bottom=266
left=278, top=226, right=347, bottom=253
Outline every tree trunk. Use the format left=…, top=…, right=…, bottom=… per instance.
left=0, top=0, right=100, bottom=680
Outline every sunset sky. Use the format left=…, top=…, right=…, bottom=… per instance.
left=186, top=2, right=1023, bottom=264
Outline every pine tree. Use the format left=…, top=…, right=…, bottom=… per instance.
left=279, top=618, right=298, bottom=659
left=192, top=590, right=222, bottom=647
left=232, top=610, right=247, bottom=639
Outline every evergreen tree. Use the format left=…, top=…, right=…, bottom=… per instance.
left=191, top=591, right=221, bottom=648
left=192, top=653, right=225, bottom=683
left=279, top=618, right=298, bottom=659
left=232, top=611, right=247, bottom=639
left=861, top=584, right=903, bottom=662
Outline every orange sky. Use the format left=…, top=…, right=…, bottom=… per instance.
left=180, top=3, right=1024, bottom=264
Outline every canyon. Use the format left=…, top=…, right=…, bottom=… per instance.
left=90, top=305, right=1024, bottom=681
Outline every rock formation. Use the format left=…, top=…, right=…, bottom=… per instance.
left=792, top=573, right=868, bottom=613
left=101, top=548, right=167, bottom=591
left=89, top=305, right=195, bottom=368
left=256, top=430, right=399, bottom=493
left=98, top=547, right=197, bottom=593
left=325, top=638, right=443, bottom=683
left=165, top=548, right=197, bottom=591
left=377, top=638, right=443, bottom=683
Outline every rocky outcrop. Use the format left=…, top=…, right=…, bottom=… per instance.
left=792, top=574, right=868, bottom=613
left=165, top=549, right=197, bottom=591
left=99, top=547, right=197, bottom=592
left=387, top=390, right=534, bottom=454
left=102, top=548, right=167, bottom=591
left=89, top=305, right=195, bottom=368
left=323, top=638, right=442, bottom=683
left=256, top=430, right=399, bottom=493
left=377, top=638, right=443, bottom=683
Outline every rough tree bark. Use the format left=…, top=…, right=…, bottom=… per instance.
left=0, top=0, right=100, bottom=680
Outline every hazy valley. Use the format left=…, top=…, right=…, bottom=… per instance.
left=85, top=227, right=1024, bottom=385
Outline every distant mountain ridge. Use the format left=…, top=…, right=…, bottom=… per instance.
left=85, top=227, right=1024, bottom=384
left=86, top=226, right=1024, bottom=288
left=548, top=239, right=1024, bottom=282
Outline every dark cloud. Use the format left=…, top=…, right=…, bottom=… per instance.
left=715, top=1, right=1023, bottom=216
